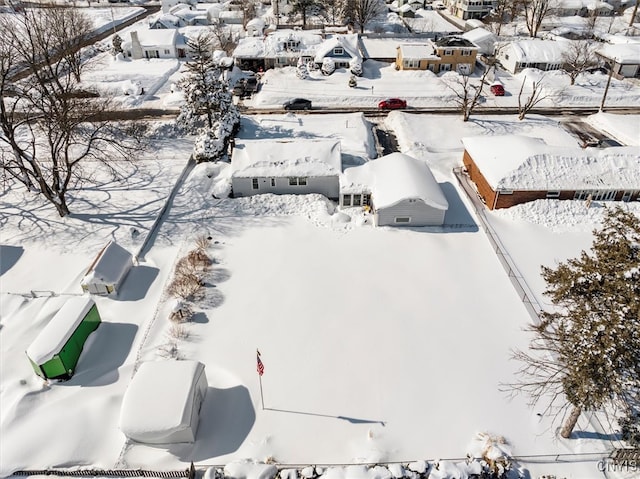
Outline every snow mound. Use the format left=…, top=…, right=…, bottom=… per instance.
left=223, top=460, right=278, bottom=479
left=491, top=200, right=640, bottom=233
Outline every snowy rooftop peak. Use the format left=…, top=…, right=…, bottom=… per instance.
left=231, top=139, right=342, bottom=178
left=343, top=153, right=448, bottom=210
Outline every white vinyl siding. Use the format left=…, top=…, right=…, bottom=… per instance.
left=375, top=198, right=446, bottom=227
left=231, top=176, right=339, bottom=199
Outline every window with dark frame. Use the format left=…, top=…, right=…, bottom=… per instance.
left=343, top=195, right=352, bottom=206
left=252, top=178, right=259, bottom=190
left=395, top=217, right=411, bottom=223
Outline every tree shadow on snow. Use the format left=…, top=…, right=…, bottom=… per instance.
left=170, top=385, right=255, bottom=461
left=570, top=430, right=622, bottom=441
left=60, top=322, right=138, bottom=387
left=0, top=245, right=24, bottom=276
left=117, top=265, right=160, bottom=301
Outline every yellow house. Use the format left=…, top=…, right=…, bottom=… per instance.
left=396, top=36, right=478, bottom=74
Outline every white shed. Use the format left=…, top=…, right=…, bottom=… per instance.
left=342, top=153, right=448, bottom=227
left=81, top=241, right=133, bottom=296
left=231, top=139, right=342, bottom=200
left=119, top=360, right=208, bottom=444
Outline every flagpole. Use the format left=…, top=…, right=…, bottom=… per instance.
left=259, top=373, right=264, bottom=410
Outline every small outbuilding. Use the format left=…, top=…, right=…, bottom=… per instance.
left=342, top=153, right=449, bottom=227
left=81, top=241, right=134, bottom=296
left=26, top=297, right=101, bottom=380
left=231, top=139, right=342, bottom=200
left=120, top=360, right=208, bottom=444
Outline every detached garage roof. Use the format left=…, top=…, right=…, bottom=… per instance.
left=462, top=135, right=640, bottom=190
left=83, top=241, right=132, bottom=286
left=27, top=297, right=96, bottom=364
left=120, top=360, right=207, bottom=444
left=231, top=139, right=342, bottom=178
left=343, top=153, right=448, bottom=210
left=598, top=43, right=640, bottom=64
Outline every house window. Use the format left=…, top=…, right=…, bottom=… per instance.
left=270, top=178, right=276, bottom=187
left=333, top=47, right=344, bottom=55
left=353, top=194, right=362, bottom=206
left=440, top=63, right=452, bottom=72
left=343, top=194, right=352, bottom=206
left=443, top=49, right=453, bottom=56
left=546, top=191, right=560, bottom=198
left=252, top=178, right=259, bottom=190
left=404, top=59, right=420, bottom=68
left=363, top=194, right=371, bottom=206
left=498, top=189, right=513, bottom=194
left=394, top=217, right=411, bottom=223
left=461, top=50, right=472, bottom=56
left=164, top=49, right=170, bottom=55
left=288, top=177, right=308, bottom=186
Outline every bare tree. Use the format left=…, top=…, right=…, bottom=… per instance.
left=486, top=0, right=521, bottom=36
left=507, top=208, right=640, bottom=439
left=523, top=0, right=550, bottom=38
left=0, top=9, right=145, bottom=217
left=348, top=0, right=386, bottom=34
left=517, top=74, right=549, bottom=120
left=210, top=24, right=236, bottom=57
left=443, top=66, right=493, bottom=122
left=562, top=40, right=598, bottom=85
left=242, top=0, right=257, bottom=29
left=630, top=1, right=639, bottom=28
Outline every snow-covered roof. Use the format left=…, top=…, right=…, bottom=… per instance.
left=126, top=29, right=177, bottom=48
left=462, top=135, right=640, bottom=190
left=360, top=37, right=431, bottom=59
left=462, top=28, right=496, bottom=45
left=343, top=153, right=448, bottom=210
left=397, top=43, right=437, bottom=59
left=314, top=34, right=361, bottom=63
left=233, top=29, right=323, bottom=59
left=27, top=297, right=97, bottom=364
left=119, top=360, right=206, bottom=442
left=597, top=43, right=640, bottom=64
left=504, top=40, right=565, bottom=63
left=82, top=241, right=133, bottom=286
left=231, top=140, right=342, bottom=178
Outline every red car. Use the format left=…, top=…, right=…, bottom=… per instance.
left=378, top=98, right=407, bottom=109
left=490, top=83, right=505, bottom=96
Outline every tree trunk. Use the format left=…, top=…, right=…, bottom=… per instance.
left=560, top=405, right=581, bottom=438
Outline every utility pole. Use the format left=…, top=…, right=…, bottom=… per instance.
left=600, top=64, right=614, bottom=112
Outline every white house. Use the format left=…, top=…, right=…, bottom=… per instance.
left=496, top=40, right=565, bottom=74
left=123, top=29, right=179, bottom=60
left=342, top=153, right=449, bottom=227
left=461, top=27, right=497, bottom=55
left=119, top=361, right=208, bottom=444
left=231, top=139, right=342, bottom=200
left=81, top=241, right=133, bottom=296
left=597, top=43, right=640, bottom=78
left=313, top=34, right=361, bottom=69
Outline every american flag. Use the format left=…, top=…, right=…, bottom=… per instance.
left=256, top=350, right=265, bottom=376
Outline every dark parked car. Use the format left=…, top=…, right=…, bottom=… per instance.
left=284, top=98, right=312, bottom=110
left=378, top=98, right=407, bottom=110
left=490, top=83, right=505, bottom=96
left=245, top=76, right=258, bottom=94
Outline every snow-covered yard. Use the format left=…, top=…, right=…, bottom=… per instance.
left=2, top=111, right=637, bottom=477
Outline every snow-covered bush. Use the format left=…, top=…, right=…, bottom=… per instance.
left=350, top=59, right=363, bottom=76
left=111, top=33, right=123, bottom=56
left=321, top=58, right=335, bottom=75
left=296, top=63, right=308, bottom=80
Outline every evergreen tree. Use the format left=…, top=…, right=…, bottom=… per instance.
left=177, top=32, right=240, bottom=162
left=510, top=207, right=640, bottom=438
left=111, top=33, right=123, bottom=56
left=178, top=32, right=229, bottom=130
